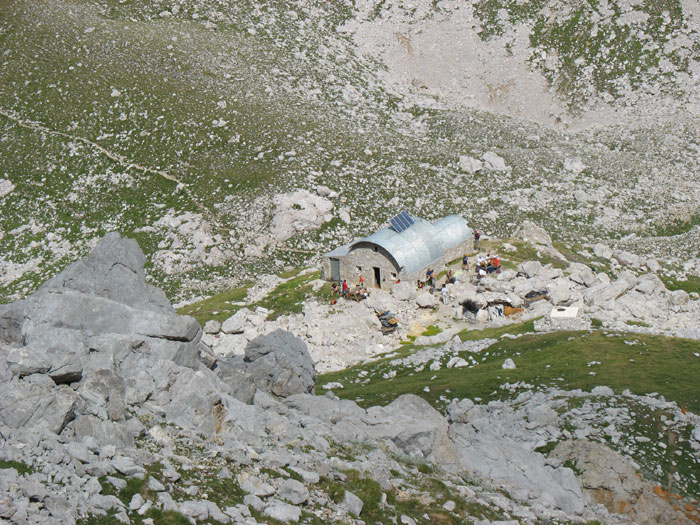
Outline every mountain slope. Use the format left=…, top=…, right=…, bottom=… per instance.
left=1, top=0, right=700, bottom=302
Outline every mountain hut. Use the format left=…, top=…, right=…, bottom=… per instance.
left=321, top=212, right=471, bottom=289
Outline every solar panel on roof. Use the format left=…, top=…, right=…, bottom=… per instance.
left=389, top=211, right=415, bottom=233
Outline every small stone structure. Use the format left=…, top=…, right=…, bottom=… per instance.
left=321, top=213, right=471, bottom=288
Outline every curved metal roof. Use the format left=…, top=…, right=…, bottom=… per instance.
left=344, top=214, right=470, bottom=276
left=432, top=215, right=472, bottom=252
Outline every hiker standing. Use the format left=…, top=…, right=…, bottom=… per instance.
left=462, top=254, right=469, bottom=271
left=426, top=268, right=435, bottom=288
left=359, top=274, right=364, bottom=287
left=341, top=279, right=349, bottom=296
left=441, top=285, right=448, bottom=305
left=473, top=229, right=481, bottom=250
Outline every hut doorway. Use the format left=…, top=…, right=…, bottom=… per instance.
left=373, top=267, right=381, bottom=288
left=330, top=258, right=340, bottom=282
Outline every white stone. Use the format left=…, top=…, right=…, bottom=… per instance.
left=502, top=358, right=516, bottom=370
left=593, top=243, right=613, bottom=260
left=0, top=179, right=15, bottom=199
left=563, top=158, right=586, bottom=174
left=458, top=155, right=483, bottom=173
left=482, top=151, right=508, bottom=171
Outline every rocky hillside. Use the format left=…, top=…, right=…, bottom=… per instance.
left=2, top=233, right=700, bottom=525
left=1, top=0, right=700, bottom=302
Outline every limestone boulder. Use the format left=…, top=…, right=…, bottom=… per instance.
left=458, top=155, right=482, bottom=173
left=482, top=151, right=508, bottom=171
left=221, top=308, right=265, bottom=336
left=583, top=271, right=638, bottom=306
left=518, top=260, right=542, bottom=278
left=568, top=263, right=598, bottom=288
left=244, top=330, right=316, bottom=398
left=635, top=274, right=666, bottom=296
left=450, top=424, right=584, bottom=515
left=391, top=281, right=417, bottom=302
left=550, top=440, right=692, bottom=524
left=363, top=394, right=458, bottom=464
left=0, top=233, right=205, bottom=371
left=593, top=243, right=613, bottom=260
left=0, top=375, right=80, bottom=435
left=515, top=221, right=552, bottom=248
left=6, top=341, right=84, bottom=385
left=614, top=250, right=642, bottom=267
left=669, top=289, right=690, bottom=307
left=416, top=292, right=438, bottom=308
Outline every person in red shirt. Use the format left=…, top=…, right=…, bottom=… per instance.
left=341, top=280, right=349, bottom=296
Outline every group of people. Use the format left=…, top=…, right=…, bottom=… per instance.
left=416, top=268, right=457, bottom=302
left=331, top=279, right=369, bottom=301
left=474, top=253, right=501, bottom=279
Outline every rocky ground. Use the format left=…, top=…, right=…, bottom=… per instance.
left=1, top=0, right=700, bottom=302
left=1, top=232, right=700, bottom=524
left=199, top=221, right=700, bottom=375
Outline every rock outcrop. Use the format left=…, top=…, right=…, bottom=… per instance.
left=1, top=233, right=697, bottom=524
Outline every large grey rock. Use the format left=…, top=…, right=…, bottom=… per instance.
left=482, top=151, right=508, bottom=171
left=518, top=261, right=543, bottom=278
left=67, top=415, right=135, bottom=449
left=165, top=368, right=222, bottom=436
left=583, top=271, right=637, bottom=306
left=635, top=274, right=666, bottom=295
left=416, top=292, right=438, bottom=308
left=515, top=221, right=552, bottom=248
left=6, top=341, right=84, bottom=384
left=669, top=289, right=690, bottom=306
left=450, top=424, right=584, bottom=515
left=78, top=369, right=126, bottom=422
left=277, top=478, right=308, bottom=505
left=179, top=500, right=210, bottom=520
left=343, top=491, right=363, bottom=516
left=221, top=308, right=264, bottom=335
left=214, top=358, right=257, bottom=404
left=593, top=243, right=613, bottom=260
left=458, top=155, right=482, bottom=173
left=614, top=250, right=642, bottom=267
left=238, top=472, right=275, bottom=497
left=391, top=281, right=417, bottom=301
left=363, top=394, right=458, bottom=464
left=568, top=263, right=598, bottom=288
left=550, top=440, right=692, bottom=524
left=263, top=499, right=301, bottom=523
left=0, top=379, right=79, bottom=434
left=244, top=330, right=316, bottom=398
left=0, top=233, right=205, bottom=375
left=284, top=393, right=364, bottom=423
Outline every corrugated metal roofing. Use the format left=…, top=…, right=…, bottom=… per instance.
left=324, top=244, right=351, bottom=258
left=323, top=214, right=470, bottom=277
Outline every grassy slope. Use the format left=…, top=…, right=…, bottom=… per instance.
left=1, top=0, right=699, bottom=305
left=317, top=327, right=700, bottom=412
left=317, top=324, right=700, bottom=500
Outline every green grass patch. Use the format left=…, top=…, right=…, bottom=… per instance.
left=0, top=459, right=34, bottom=475
left=662, top=275, right=700, bottom=296
left=176, top=283, right=251, bottom=324
left=318, top=330, right=700, bottom=412
left=495, top=240, right=567, bottom=271
left=457, top=318, right=536, bottom=342
left=177, top=270, right=335, bottom=324
left=654, top=213, right=700, bottom=237
left=421, top=325, right=442, bottom=337
left=626, top=320, right=650, bottom=328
